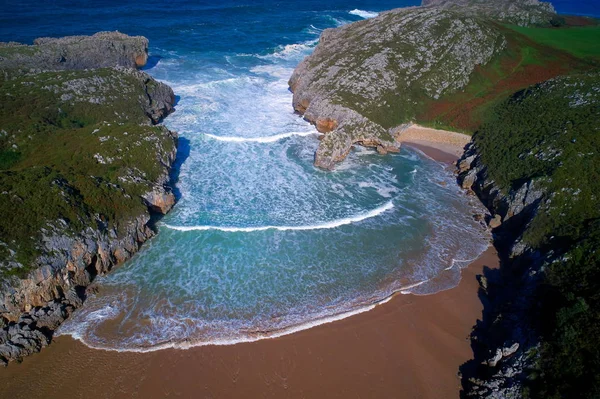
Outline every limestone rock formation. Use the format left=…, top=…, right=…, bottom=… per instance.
left=290, top=5, right=506, bottom=169
left=289, top=0, right=558, bottom=170
left=456, top=73, right=600, bottom=397
left=0, top=31, right=149, bottom=71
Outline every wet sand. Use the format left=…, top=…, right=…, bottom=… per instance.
left=0, top=142, right=496, bottom=399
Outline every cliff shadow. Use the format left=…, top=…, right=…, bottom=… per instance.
left=141, top=55, right=162, bottom=70
left=147, top=136, right=190, bottom=229
left=169, top=136, right=190, bottom=202
left=458, top=206, right=546, bottom=397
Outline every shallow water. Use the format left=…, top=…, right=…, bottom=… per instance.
left=1, top=0, right=499, bottom=351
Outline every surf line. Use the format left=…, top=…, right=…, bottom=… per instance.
left=204, top=131, right=321, bottom=143
left=349, top=9, right=379, bottom=19
left=164, top=201, right=394, bottom=232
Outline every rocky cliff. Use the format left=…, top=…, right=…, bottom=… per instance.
left=289, top=0, right=559, bottom=169
left=456, top=142, right=547, bottom=398
left=0, top=33, right=177, bottom=364
left=456, top=72, right=600, bottom=397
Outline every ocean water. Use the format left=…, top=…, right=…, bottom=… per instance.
left=2, top=0, right=594, bottom=351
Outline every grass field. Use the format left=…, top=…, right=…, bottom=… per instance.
left=508, top=25, right=600, bottom=59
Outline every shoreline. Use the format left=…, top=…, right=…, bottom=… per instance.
left=0, top=132, right=497, bottom=399
left=0, top=250, right=498, bottom=399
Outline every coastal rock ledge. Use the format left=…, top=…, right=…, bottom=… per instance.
left=0, top=32, right=177, bottom=365
left=0, top=31, right=149, bottom=71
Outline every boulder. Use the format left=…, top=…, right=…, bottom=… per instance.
left=489, top=214, right=502, bottom=229
left=487, top=348, right=503, bottom=367
left=143, top=187, right=176, bottom=215
left=502, top=342, right=520, bottom=357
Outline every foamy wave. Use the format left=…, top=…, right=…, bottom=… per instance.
left=306, top=24, right=323, bottom=35
left=260, top=39, right=318, bottom=60
left=204, top=131, right=319, bottom=143
left=349, top=9, right=379, bottom=19
left=164, top=201, right=394, bottom=232
left=58, top=293, right=399, bottom=353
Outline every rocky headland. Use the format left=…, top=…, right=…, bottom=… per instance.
left=289, top=0, right=566, bottom=170
left=0, top=32, right=177, bottom=364
left=290, top=0, right=600, bottom=397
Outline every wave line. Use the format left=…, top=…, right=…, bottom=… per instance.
left=204, top=131, right=319, bottom=143
left=164, top=201, right=394, bottom=232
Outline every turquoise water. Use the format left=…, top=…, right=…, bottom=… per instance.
left=1, top=1, right=495, bottom=350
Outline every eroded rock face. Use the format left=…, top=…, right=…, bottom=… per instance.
left=456, top=142, right=550, bottom=398
left=457, top=142, right=545, bottom=242
left=0, top=31, right=149, bottom=71
left=143, top=185, right=176, bottom=215
left=289, top=6, right=507, bottom=169
left=0, top=146, right=177, bottom=365
left=289, top=0, right=558, bottom=170
left=111, top=66, right=176, bottom=124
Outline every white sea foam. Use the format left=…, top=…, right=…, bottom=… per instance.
left=349, top=9, right=379, bottom=19
left=58, top=292, right=400, bottom=353
left=306, top=24, right=323, bottom=35
left=259, top=39, right=318, bottom=61
left=204, top=131, right=319, bottom=143
left=164, top=201, right=394, bottom=232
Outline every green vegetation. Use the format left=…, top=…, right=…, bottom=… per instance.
left=537, top=223, right=600, bottom=399
left=508, top=25, right=600, bottom=59
left=474, top=73, right=600, bottom=247
left=0, top=45, right=39, bottom=58
left=0, top=69, right=174, bottom=278
left=473, top=73, right=600, bottom=398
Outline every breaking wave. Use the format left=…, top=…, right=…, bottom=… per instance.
left=164, top=201, right=394, bottom=232
left=349, top=9, right=379, bottom=19
left=204, top=131, right=320, bottom=143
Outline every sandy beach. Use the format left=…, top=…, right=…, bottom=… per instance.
left=0, top=134, right=496, bottom=399
left=396, top=125, right=472, bottom=159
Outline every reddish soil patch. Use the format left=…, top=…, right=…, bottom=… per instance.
left=417, top=26, right=589, bottom=132
left=563, top=15, right=599, bottom=27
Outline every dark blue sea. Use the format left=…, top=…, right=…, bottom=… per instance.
left=0, top=0, right=595, bottom=351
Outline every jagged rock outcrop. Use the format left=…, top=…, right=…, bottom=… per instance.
left=0, top=31, right=149, bottom=71
left=458, top=142, right=545, bottom=247
left=0, top=33, right=178, bottom=365
left=456, top=142, right=549, bottom=398
left=421, top=0, right=557, bottom=26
